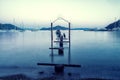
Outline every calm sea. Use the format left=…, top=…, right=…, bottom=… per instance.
left=0, top=30, right=120, bottom=79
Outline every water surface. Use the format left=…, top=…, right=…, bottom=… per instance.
left=0, top=31, right=120, bottom=79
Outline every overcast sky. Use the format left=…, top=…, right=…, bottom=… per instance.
left=0, top=0, right=120, bottom=28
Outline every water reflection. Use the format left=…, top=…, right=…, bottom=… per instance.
left=110, top=31, right=120, bottom=38
left=0, top=31, right=120, bottom=67
left=0, top=32, right=17, bottom=41
left=108, top=31, right=120, bottom=43
left=0, top=31, right=120, bottom=79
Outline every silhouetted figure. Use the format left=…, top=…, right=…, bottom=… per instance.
left=56, top=29, right=61, bottom=39
left=59, top=35, right=64, bottom=55
left=63, top=33, right=65, bottom=38
left=60, top=35, right=63, bottom=47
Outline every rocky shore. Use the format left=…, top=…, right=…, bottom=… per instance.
left=0, top=74, right=112, bottom=80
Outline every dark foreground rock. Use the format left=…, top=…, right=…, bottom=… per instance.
left=80, top=78, right=112, bottom=80
left=0, top=74, right=31, bottom=80
left=0, top=74, right=113, bottom=80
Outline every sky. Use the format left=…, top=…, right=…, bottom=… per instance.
left=0, top=0, right=120, bottom=28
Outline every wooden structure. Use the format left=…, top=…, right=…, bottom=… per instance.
left=37, top=17, right=81, bottom=74
left=37, top=63, right=81, bottom=73
left=49, top=17, right=71, bottom=55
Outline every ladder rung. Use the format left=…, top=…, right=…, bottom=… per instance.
left=49, top=47, right=64, bottom=49
left=56, top=38, right=68, bottom=40
left=54, top=41, right=69, bottom=43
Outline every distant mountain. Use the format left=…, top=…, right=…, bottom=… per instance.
left=40, top=25, right=68, bottom=30
left=71, top=28, right=94, bottom=30
left=0, top=23, right=23, bottom=30
left=40, top=25, right=94, bottom=31
left=105, top=20, right=120, bottom=31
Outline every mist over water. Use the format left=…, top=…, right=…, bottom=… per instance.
left=0, top=30, right=120, bottom=79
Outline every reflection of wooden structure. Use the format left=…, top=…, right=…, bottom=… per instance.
left=37, top=17, right=81, bottom=74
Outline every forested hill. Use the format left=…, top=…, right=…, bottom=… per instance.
left=105, top=20, right=120, bottom=30
left=0, top=23, right=23, bottom=30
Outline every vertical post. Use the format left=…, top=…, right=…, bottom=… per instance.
left=51, top=23, right=53, bottom=49
left=51, top=23, right=54, bottom=63
left=68, top=22, right=71, bottom=64
left=59, top=35, right=64, bottom=55
left=119, top=19, right=120, bottom=28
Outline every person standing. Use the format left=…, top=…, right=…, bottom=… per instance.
left=56, top=29, right=61, bottom=38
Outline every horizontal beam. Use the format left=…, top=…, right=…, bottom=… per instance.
left=64, top=64, right=81, bottom=67
left=37, top=63, right=81, bottom=67
left=49, top=47, right=64, bottom=49
left=56, top=38, right=68, bottom=40
left=54, top=41, right=69, bottom=43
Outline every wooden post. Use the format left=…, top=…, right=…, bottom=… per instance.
left=59, top=35, right=63, bottom=47
left=68, top=22, right=71, bottom=64
left=55, top=64, right=64, bottom=73
left=59, top=35, right=64, bottom=55
left=58, top=48, right=64, bottom=55
left=51, top=23, right=54, bottom=63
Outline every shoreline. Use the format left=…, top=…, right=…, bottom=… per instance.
left=0, top=65, right=120, bottom=80
left=0, top=74, right=113, bottom=80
